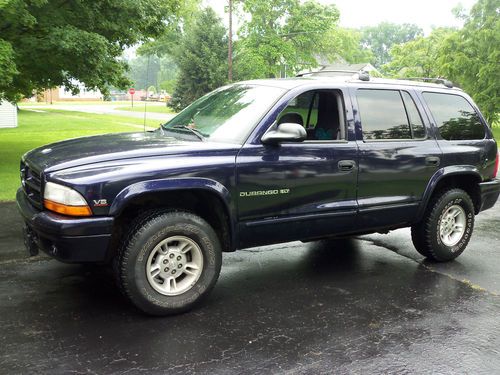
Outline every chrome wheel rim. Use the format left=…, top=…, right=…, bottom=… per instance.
left=146, top=236, right=203, bottom=296
left=439, top=205, right=466, bottom=247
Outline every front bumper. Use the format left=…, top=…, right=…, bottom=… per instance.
left=479, top=179, right=500, bottom=212
left=16, top=188, right=114, bottom=263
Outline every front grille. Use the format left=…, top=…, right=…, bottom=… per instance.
left=20, top=161, right=43, bottom=210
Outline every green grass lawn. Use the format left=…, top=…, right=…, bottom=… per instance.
left=116, top=104, right=175, bottom=114
left=0, top=109, right=159, bottom=201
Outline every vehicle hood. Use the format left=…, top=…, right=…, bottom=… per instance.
left=23, top=132, right=239, bottom=172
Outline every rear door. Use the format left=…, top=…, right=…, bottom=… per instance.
left=352, top=87, right=441, bottom=230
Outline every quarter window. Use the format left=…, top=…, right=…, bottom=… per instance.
left=422, top=92, right=485, bottom=140
left=401, top=91, right=426, bottom=138
left=357, top=90, right=412, bottom=140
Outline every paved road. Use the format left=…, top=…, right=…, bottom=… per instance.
left=1, top=201, right=499, bottom=374
left=22, top=103, right=176, bottom=122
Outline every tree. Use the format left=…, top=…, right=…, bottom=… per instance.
left=235, top=0, right=341, bottom=79
left=360, top=22, right=423, bottom=68
left=137, top=0, right=200, bottom=58
left=0, top=39, right=17, bottom=90
left=383, top=28, right=455, bottom=78
left=0, top=0, right=180, bottom=101
left=438, top=0, right=499, bottom=124
left=319, top=28, right=373, bottom=65
left=157, top=55, right=179, bottom=94
left=127, top=55, right=161, bottom=91
left=168, top=8, right=228, bottom=110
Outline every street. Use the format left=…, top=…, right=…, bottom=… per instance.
left=1, top=201, right=499, bottom=374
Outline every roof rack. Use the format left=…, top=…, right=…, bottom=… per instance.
left=297, top=69, right=370, bottom=81
left=402, top=77, right=454, bottom=88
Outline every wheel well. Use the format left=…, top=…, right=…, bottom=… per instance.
left=431, top=174, right=481, bottom=213
left=112, top=189, right=233, bottom=255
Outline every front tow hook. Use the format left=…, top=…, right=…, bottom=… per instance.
left=22, top=225, right=39, bottom=257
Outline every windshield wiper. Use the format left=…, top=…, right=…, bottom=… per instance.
left=172, top=125, right=205, bottom=141
left=169, top=125, right=205, bottom=141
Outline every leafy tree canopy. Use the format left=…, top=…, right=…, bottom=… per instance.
left=168, top=8, right=228, bottom=110
left=438, top=0, right=499, bottom=124
left=235, top=0, right=341, bottom=79
left=361, top=22, right=423, bottom=68
left=383, top=28, right=455, bottom=78
left=126, top=55, right=162, bottom=91
left=319, top=28, right=374, bottom=66
left=0, top=0, right=180, bottom=101
left=126, top=54, right=178, bottom=94
left=137, top=0, right=200, bottom=58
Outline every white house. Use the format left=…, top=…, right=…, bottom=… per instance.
left=0, top=100, right=17, bottom=128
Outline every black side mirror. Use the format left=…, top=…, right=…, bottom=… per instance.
left=261, top=123, right=307, bottom=144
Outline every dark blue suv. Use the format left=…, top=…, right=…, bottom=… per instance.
left=17, top=75, right=500, bottom=315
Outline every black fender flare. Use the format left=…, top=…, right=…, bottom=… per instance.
left=416, top=165, right=482, bottom=221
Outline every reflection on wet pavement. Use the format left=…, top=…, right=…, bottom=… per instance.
left=1, top=236, right=499, bottom=374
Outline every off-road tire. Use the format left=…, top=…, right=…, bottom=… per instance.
left=411, top=188, right=474, bottom=262
left=115, top=210, right=222, bottom=315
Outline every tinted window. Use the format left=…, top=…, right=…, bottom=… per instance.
left=401, top=91, right=426, bottom=138
left=357, top=90, right=411, bottom=140
left=423, top=92, right=485, bottom=140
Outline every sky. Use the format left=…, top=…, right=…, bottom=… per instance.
left=206, top=0, right=477, bottom=34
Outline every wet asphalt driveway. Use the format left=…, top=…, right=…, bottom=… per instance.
left=1, top=201, right=499, bottom=374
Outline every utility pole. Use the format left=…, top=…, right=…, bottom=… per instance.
left=228, top=0, right=233, bottom=82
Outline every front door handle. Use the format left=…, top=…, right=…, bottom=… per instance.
left=338, top=160, right=356, bottom=172
left=425, top=156, right=440, bottom=167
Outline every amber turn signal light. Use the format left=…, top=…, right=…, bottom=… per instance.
left=44, top=199, right=92, bottom=217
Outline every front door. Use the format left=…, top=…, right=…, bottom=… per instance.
left=236, top=88, right=359, bottom=248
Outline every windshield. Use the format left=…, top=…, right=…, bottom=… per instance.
left=162, top=84, right=286, bottom=143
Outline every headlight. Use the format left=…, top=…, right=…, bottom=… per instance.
left=43, top=182, right=92, bottom=216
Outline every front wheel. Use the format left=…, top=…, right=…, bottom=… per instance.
left=116, top=210, right=222, bottom=315
left=411, top=188, right=474, bottom=262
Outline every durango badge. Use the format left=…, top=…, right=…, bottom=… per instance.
left=240, top=189, right=290, bottom=197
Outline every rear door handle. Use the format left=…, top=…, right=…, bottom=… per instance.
left=425, top=156, right=440, bottom=167
left=338, top=160, right=356, bottom=172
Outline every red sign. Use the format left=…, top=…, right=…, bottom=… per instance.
left=129, top=88, right=135, bottom=95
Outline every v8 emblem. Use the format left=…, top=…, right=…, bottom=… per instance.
left=93, top=199, right=108, bottom=207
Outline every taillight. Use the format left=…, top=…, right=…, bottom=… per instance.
left=494, top=153, right=499, bottom=179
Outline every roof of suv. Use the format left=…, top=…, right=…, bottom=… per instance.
left=240, top=76, right=463, bottom=92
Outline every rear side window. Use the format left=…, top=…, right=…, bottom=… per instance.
left=423, top=92, right=485, bottom=140
left=357, top=89, right=424, bottom=140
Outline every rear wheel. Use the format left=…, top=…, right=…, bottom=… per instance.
left=411, top=188, right=474, bottom=262
left=116, top=210, right=222, bottom=315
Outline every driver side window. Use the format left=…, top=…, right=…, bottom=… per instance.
left=277, top=90, right=345, bottom=141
